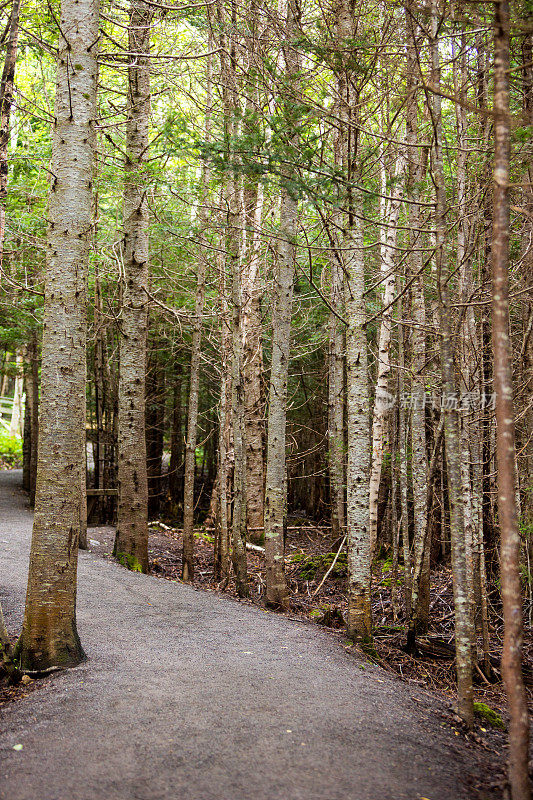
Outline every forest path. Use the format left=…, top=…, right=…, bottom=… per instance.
left=1, top=469, right=488, bottom=800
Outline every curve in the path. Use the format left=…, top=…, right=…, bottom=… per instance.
left=1, top=469, right=488, bottom=800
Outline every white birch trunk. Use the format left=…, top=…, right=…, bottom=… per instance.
left=369, top=152, right=404, bottom=557
left=328, top=230, right=345, bottom=539
left=344, top=212, right=372, bottom=642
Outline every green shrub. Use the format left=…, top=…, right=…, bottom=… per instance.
left=0, top=431, right=22, bottom=469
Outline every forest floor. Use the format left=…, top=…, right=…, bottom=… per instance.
left=0, top=469, right=513, bottom=800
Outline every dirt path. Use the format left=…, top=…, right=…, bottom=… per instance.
left=0, top=469, right=495, bottom=800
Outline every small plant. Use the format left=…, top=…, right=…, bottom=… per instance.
left=0, top=431, right=22, bottom=469
left=116, top=552, right=144, bottom=573
left=194, top=530, right=214, bottom=545
left=473, top=702, right=505, bottom=731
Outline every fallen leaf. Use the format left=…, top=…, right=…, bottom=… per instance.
left=13, top=744, right=23, bottom=751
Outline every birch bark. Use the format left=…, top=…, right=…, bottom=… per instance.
left=369, top=153, right=404, bottom=557
left=344, top=212, right=372, bottom=642
left=328, top=247, right=345, bottom=539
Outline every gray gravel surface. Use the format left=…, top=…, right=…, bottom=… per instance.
left=0, top=469, right=493, bottom=800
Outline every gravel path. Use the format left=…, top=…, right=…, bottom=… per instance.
left=0, top=469, right=492, bottom=800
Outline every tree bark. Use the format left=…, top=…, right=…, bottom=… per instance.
left=264, top=0, right=301, bottom=609
left=181, top=253, right=207, bottom=580
left=492, top=2, right=531, bottom=796
left=429, top=0, right=473, bottom=727
left=369, top=152, right=404, bottom=557
left=404, top=2, right=430, bottom=631
left=15, top=0, right=98, bottom=671
left=168, top=368, right=183, bottom=511
left=344, top=210, right=372, bottom=643
left=0, top=0, right=23, bottom=267
left=327, top=248, right=345, bottom=539
left=242, top=182, right=265, bottom=543
left=181, top=46, right=212, bottom=578
left=114, top=0, right=151, bottom=573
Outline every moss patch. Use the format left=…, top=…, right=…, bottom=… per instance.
left=116, top=552, right=144, bottom=573
left=473, top=702, right=505, bottom=730
left=291, top=552, right=347, bottom=580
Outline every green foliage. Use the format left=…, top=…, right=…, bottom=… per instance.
left=116, top=553, right=144, bottom=573
left=513, top=125, right=533, bottom=144
left=193, top=529, right=214, bottom=544
left=473, top=702, right=505, bottom=731
left=0, top=431, right=23, bottom=469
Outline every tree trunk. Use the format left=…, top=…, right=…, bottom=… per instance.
left=146, top=342, right=165, bottom=519
left=181, top=46, right=212, bottom=578
left=492, top=3, right=531, bottom=796
left=168, top=368, right=183, bottom=511
left=0, top=0, right=23, bottom=264
left=15, top=0, right=98, bottom=671
left=242, top=182, right=265, bottom=543
left=22, top=333, right=38, bottom=504
left=181, top=253, right=208, bottom=580
left=9, top=351, right=23, bottom=437
left=264, top=185, right=297, bottom=608
left=344, top=210, right=372, bottom=643
left=216, top=249, right=232, bottom=583
left=228, top=179, right=248, bottom=597
left=114, top=0, right=151, bottom=573
left=327, top=250, right=345, bottom=539
left=369, top=152, right=404, bottom=557
left=429, top=0, right=473, bottom=727
left=404, top=2, right=430, bottom=631
left=263, top=1, right=301, bottom=609
left=330, top=0, right=372, bottom=643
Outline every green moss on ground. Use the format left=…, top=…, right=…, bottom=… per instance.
left=473, top=702, right=505, bottom=730
left=291, top=551, right=347, bottom=580
left=116, top=552, right=144, bottom=573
